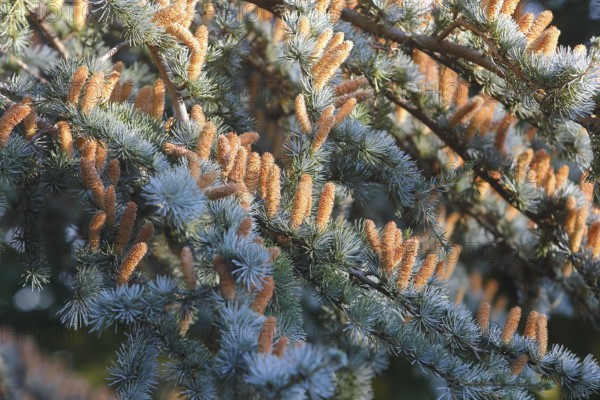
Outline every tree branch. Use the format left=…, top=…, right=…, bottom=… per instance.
left=10, top=56, right=49, bottom=83
left=148, top=46, right=189, bottom=124
left=382, top=88, right=600, bottom=303
left=100, top=42, right=129, bottom=62
left=28, top=14, right=69, bottom=59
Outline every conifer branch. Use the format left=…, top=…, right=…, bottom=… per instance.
left=148, top=46, right=189, bottom=124
left=27, top=14, right=69, bottom=59
left=382, top=87, right=600, bottom=303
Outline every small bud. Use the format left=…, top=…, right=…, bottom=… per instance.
left=564, top=196, right=578, bottom=237
left=315, top=33, right=344, bottom=74
left=227, top=133, right=241, bottom=163
left=183, top=152, right=197, bottom=178
left=190, top=104, right=206, bottom=125
left=182, top=0, right=200, bottom=28
left=434, top=260, right=446, bottom=279
left=268, top=246, right=281, bottom=262
left=312, top=105, right=335, bottom=151
left=95, top=143, right=107, bottom=173
left=365, top=219, right=381, bottom=256
left=494, top=113, right=513, bottom=154
left=0, top=103, right=32, bottom=147
left=237, top=217, right=253, bottom=237
left=150, top=79, right=165, bottom=119
left=511, top=354, right=529, bottom=375
left=397, top=238, right=419, bottom=290
left=134, top=85, right=152, bottom=112
left=252, top=276, right=275, bottom=315
left=483, top=280, right=499, bottom=303
left=555, top=165, right=570, bottom=189
left=22, top=97, right=37, bottom=140
left=107, top=159, right=120, bottom=186
left=314, top=41, right=354, bottom=90
left=195, top=121, right=217, bottom=161
left=179, top=311, right=193, bottom=336
left=188, top=25, right=208, bottom=80
left=217, top=135, right=231, bottom=171
left=80, top=72, right=105, bottom=114
left=165, top=24, right=199, bottom=53
left=316, top=183, right=336, bottom=229
left=204, top=183, right=242, bottom=200
left=531, top=149, right=551, bottom=186
left=104, top=185, right=116, bottom=229
left=245, top=152, right=262, bottom=193
left=569, top=207, right=588, bottom=253
left=543, top=170, right=556, bottom=196
left=501, top=306, right=522, bottom=344
left=80, top=139, right=96, bottom=161
left=73, top=0, right=87, bottom=30
left=316, top=0, right=330, bottom=15
left=334, top=97, right=357, bottom=126
left=115, top=201, right=138, bottom=254
left=289, top=174, right=313, bottom=230
left=133, top=222, right=155, bottom=245
left=455, top=80, right=470, bottom=108
left=56, top=121, right=74, bottom=158
left=239, top=131, right=260, bottom=146
left=266, top=164, right=281, bottom=218
left=259, top=152, right=275, bottom=199
left=295, top=94, right=312, bottom=134
left=526, top=10, right=553, bottom=42
left=587, top=222, right=600, bottom=259
left=580, top=172, right=594, bottom=204
left=89, top=211, right=106, bottom=251
left=67, top=65, right=88, bottom=105
left=528, top=26, right=560, bottom=55
left=573, top=44, right=588, bottom=56
left=328, top=0, right=344, bottom=23
left=449, top=96, right=484, bottom=126
left=257, top=316, right=277, bottom=353
left=517, top=13, right=534, bottom=33
left=393, top=228, right=404, bottom=266
left=312, top=28, right=333, bottom=59
left=524, top=310, right=539, bottom=339
left=214, top=256, right=236, bottom=300
left=476, top=303, right=491, bottom=332
left=229, top=147, right=248, bottom=184
left=438, top=66, right=458, bottom=108
left=413, top=254, right=436, bottom=289
left=272, top=336, right=289, bottom=357
left=192, top=170, right=214, bottom=189
left=114, top=80, right=134, bottom=103
left=117, top=242, right=148, bottom=285
left=297, top=16, right=310, bottom=38
left=500, top=0, right=519, bottom=15
left=484, top=0, right=503, bottom=21
left=80, top=158, right=105, bottom=210
left=102, top=70, right=121, bottom=103
left=536, top=314, right=548, bottom=357
left=381, top=221, right=398, bottom=275
left=180, top=246, right=197, bottom=291
left=334, top=76, right=369, bottom=97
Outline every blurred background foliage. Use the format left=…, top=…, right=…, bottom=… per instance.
left=0, top=0, right=599, bottom=398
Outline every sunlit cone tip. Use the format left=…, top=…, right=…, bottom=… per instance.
left=501, top=306, right=522, bottom=344
left=117, top=242, right=148, bottom=285
left=476, top=302, right=491, bottom=332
